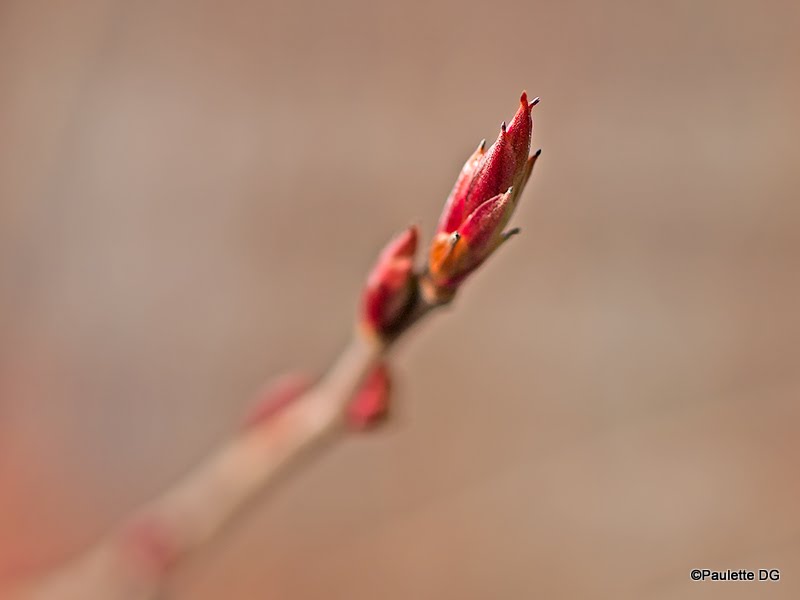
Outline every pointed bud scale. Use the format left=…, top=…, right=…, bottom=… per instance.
left=242, top=368, right=393, bottom=433
left=427, top=188, right=515, bottom=289
left=347, top=362, right=391, bottom=429
left=513, top=149, right=542, bottom=203
left=436, top=139, right=486, bottom=235
left=425, top=93, right=540, bottom=300
left=361, top=226, right=419, bottom=335
left=506, top=91, right=534, bottom=180
left=462, top=123, right=516, bottom=218
left=461, top=92, right=534, bottom=218
left=458, top=187, right=516, bottom=257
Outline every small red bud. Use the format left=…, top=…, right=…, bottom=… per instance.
left=243, top=372, right=314, bottom=430
left=347, top=362, right=391, bottom=429
left=362, top=226, right=419, bottom=335
left=243, top=368, right=393, bottom=433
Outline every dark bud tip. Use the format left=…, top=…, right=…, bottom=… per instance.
left=500, top=120, right=507, bottom=133
left=529, top=97, right=540, bottom=108
left=534, top=148, right=542, bottom=157
left=502, top=227, right=521, bottom=240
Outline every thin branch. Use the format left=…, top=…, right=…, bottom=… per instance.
left=9, top=90, right=539, bottom=599
left=11, top=291, right=444, bottom=600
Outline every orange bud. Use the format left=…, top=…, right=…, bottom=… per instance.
left=362, top=226, right=419, bottom=335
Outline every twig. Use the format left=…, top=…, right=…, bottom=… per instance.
left=8, top=91, right=540, bottom=599
left=11, top=294, right=442, bottom=600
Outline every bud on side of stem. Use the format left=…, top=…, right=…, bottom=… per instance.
left=361, top=226, right=419, bottom=336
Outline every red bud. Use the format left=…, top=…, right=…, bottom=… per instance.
left=243, top=372, right=314, bottom=430
left=347, top=362, right=391, bottom=429
left=242, top=368, right=393, bottom=433
left=426, top=93, right=540, bottom=298
left=362, top=226, right=419, bottom=335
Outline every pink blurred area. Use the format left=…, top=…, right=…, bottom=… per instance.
left=2, top=0, right=800, bottom=597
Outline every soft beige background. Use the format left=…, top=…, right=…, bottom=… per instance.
left=1, top=0, right=799, bottom=598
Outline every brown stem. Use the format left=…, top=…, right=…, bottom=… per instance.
left=11, top=277, right=450, bottom=600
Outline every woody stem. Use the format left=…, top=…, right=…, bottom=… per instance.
left=12, top=274, right=450, bottom=600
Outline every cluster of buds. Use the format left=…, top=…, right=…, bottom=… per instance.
left=361, top=92, right=540, bottom=338
left=425, top=91, right=540, bottom=301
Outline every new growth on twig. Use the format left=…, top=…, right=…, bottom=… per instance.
left=11, top=93, right=541, bottom=600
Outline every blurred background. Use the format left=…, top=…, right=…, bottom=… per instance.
left=1, top=0, right=799, bottom=598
